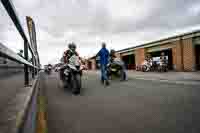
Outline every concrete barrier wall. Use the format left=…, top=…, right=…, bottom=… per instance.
left=0, top=67, right=24, bottom=77
left=0, top=58, right=24, bottom=78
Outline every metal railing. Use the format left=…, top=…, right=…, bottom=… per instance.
left=0, top=0, right=40, bottom=86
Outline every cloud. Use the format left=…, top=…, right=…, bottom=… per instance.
left=1, top=0, right=200, bottom=65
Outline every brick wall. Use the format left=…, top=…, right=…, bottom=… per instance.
left=172, top=40, right=183, bottom=71
left=171, top=38, right=195, bottom=71
left=135, top=48, right=146, bottom=66
left=182, top=38, right=195, bottom=71
left=85, top=60, right=89, bottom=70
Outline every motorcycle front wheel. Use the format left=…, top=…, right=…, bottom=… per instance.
left=142, top=65, right=148, bottom=72
left=72, top=73, right=81, bottom=95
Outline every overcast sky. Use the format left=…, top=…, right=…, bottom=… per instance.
left=1, top=0, right=200, bottom=65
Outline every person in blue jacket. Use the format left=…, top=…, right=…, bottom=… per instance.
left=96, top=42, right=110, bottom=85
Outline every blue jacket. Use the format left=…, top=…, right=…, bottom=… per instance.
left=97, top=48, right=109, bottom=65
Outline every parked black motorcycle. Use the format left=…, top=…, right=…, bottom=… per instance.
left=107, top=58, right=127, bottom=81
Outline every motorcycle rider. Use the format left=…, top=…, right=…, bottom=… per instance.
left=63, top=43, right=79, bottom=63
left=60, top=42, right=80, bottom=81
left=160, top=52, right=167, bottom=64
left=158, top=52, right=168, bottom=71
left=46, top=64, right=52, bottom=74
left=147, top=55, right=153, bottom=68
left=110, top=49, right=116, bottom=62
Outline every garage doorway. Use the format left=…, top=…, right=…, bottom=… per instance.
left=149, top=49, right=173, bottom=70
left=195, top=45, right=200, bottom=70
left=88, top=61, right=92, bottom=70
left=122, top=54, right=135, bottom=70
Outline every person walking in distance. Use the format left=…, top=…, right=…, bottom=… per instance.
left=96, top=42, right=110, bottom=86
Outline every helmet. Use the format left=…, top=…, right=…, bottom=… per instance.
left=68, top=43, right=72, bottom=49
left=71, top=42, right=76, bottom=49
left=161, top=52, right=165, bottom=56
left=68, top=42, right=76, bottom=52
left=110, top=49, right=115, bottom=54
left=110, top=49, right=115, bottom=57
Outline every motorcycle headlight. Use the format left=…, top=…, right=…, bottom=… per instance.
left=64, top=69, right=69, bottom=75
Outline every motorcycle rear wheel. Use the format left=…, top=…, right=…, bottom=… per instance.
left=119, top=70, right=126, bottom=81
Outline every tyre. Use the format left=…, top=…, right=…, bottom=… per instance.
left=72, top=74, right=81, bottom=95
left=142, top=65, right=147, bottom=72
left=164, top=66, right=168, bottom=72
left=120, top=70, right=126, bottom=81
left=63, top=77, right=69, bottom=89
left=47, top=71, right=50, bottom=75
left=158, top=66, right=162, bottom=72
left=122, top=71, right=126, bottom=81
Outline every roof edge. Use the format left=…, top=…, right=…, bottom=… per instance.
left=117, top=29, right=200, bottom=53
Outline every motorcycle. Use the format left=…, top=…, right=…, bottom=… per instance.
left=55, top=67, right=60, bottom=72
left=45, top=66, right=52, bottom=75
left=141, top=60, right=152, bottom=72
left=61, top=55, right=84, bottom=95
left=107, top=58, right=127, bottom=81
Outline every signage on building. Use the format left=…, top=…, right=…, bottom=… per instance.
left=26, top=16, right=40, bottom=66
left=26, top=16, right=37, bottom=53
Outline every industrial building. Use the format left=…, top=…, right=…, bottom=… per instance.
left=87, top=30, right=200, bottom=72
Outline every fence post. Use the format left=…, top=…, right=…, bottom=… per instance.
left=32, top=57, right=35, bottom=78
left=35, top=58, right=38, bottom=75
left=24, top=40, right=29, bottom=86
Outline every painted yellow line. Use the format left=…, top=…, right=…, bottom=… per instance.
left=36, top=96, right=48, bottom=133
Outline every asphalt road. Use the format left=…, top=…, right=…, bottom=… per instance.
left=43, top=71, right=200, bottom=133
